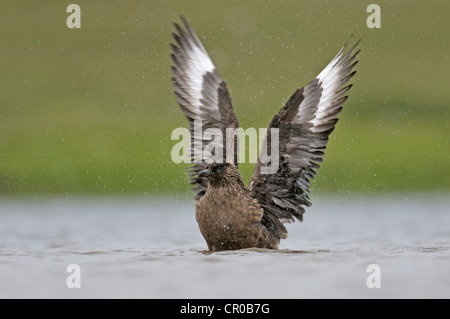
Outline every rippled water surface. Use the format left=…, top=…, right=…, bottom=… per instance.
left=0, top=195, right=449, bottom=298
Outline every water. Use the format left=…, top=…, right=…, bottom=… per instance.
left=0, top=195, right=449, bottom=298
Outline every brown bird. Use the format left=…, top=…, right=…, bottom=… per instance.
left=170, top=16, right=360, bottom=252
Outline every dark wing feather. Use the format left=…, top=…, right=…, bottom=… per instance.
left=248, top=41, right=360, bottom=239
left=171, top=16, right=239, bottom=199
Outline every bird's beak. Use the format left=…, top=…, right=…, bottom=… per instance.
left=198, top=169, right=211, bottom=178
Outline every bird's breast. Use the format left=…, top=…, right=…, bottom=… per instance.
left=195, top=189, right=266, bottom=250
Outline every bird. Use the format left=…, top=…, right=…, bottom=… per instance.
left=170, top=15, right=360, bottom=252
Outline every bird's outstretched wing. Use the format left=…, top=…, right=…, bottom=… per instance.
left=171, top=16, right=239, bottom=199
left=248, top=41, right=360, bottom=239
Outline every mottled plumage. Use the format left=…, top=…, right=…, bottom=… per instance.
left=170, top=16, right=360, bottom=251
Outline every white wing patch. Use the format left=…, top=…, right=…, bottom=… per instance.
left=310, top=47, right=346, bottom=131
left=184, top=45, right=216, bottom=108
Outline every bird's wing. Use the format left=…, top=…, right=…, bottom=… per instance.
left=248, top=41, right=360, bottom=239
left=171, top=16, right=239, bottom=199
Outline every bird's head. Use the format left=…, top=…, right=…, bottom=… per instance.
left=197, top=162, right=242, bottom=186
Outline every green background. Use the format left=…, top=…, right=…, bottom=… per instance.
left=0, top=0, right=448, bottom=196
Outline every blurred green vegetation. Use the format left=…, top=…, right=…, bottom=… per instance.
left=0, top=0, right=449, bottom=196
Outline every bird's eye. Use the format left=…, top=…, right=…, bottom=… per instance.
left=214, top=165, right=225, bottom=174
